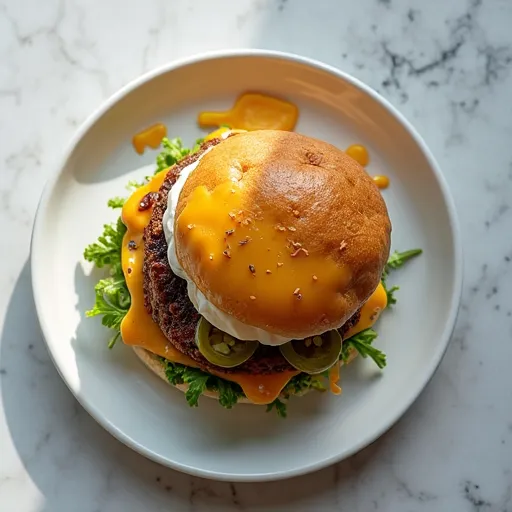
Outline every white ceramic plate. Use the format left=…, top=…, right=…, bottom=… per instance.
left=31, top=50, right=462, bottom=481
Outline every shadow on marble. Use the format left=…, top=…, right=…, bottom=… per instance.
left=2, top=261, right=395, bottom=510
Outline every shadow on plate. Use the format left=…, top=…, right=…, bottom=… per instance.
left=71, top=260, right=341, bottom=447
left=2, top=260, right=393, bottom=511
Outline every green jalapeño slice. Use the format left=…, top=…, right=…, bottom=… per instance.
left=195, top=317, right=258, bottom=368
left=279, top=330, right=342, bottom=374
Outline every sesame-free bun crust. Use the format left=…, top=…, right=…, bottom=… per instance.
left=175, top=130, right=391, bottom=339
left=132, top=346, right=358, bottom=404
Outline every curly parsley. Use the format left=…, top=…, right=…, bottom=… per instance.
left=161, top=358, right=243, bottom=409
left=342, top=329, right=386, bottom=369
left=266, top=373, right=328, bottom=418
left=266, top=399, right=288, bottom=418
left=84, top=217, right=129, bottom=348
left=381, top=249, right=422, bottom=307
left=155, top=137, right=203, bottom=173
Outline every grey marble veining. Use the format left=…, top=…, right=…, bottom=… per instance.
left=1, top=0, right=512, bottom=510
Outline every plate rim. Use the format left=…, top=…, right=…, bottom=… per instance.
left=31, top=48, right=463, bottom=482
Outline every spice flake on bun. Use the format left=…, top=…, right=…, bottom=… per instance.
left=174, top=131, right=391, bottom=339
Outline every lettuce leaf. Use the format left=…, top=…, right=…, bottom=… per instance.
left=342, top=328, right=386, bottom=369
left=83, top=217, right=126, bottom=272
left=161, top=359, right=243, bottom=409
left=266, top=399, right=288, bottom=418
left=381, top=249, right=422, bottom=307
left=155, top=137, right=203, bottom=173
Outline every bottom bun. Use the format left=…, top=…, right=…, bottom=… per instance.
left=132, top=345, right=358, bottom=405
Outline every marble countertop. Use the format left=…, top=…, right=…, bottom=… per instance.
left=1, top=0, right=512, bottom=510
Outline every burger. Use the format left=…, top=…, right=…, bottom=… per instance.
left=85, top=129, right=420, bottom=417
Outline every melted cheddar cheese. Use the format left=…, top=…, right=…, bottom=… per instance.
left=345, top=144, right=390, bottom=189
left=119, top=152, right=386, bottom=405
left=132, top=123, right=167, bottom=155
left=198, top=93, right=298, bottom=132
left=328, top=362, right=342, bottom=395
left=175, top=181, right=352, bottom=332
left=346, top=144, right=370, bottom=166
left=344, top=282, right=387, bottom=339
left=203, top=127, right=246, bottom=142
left=120, top=170, right=194, bottom=364
left=373, top=175, right=390, bottom=189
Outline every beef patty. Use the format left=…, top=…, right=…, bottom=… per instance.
left=143, top=137, right=360, bottom=376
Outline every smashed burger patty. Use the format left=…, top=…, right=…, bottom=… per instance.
left=143, top=137, right=360, bottom=376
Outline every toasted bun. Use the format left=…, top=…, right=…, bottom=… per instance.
left=175, top=130, right=391, bottom=339
left=133, top=346, right=358, bottom=404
